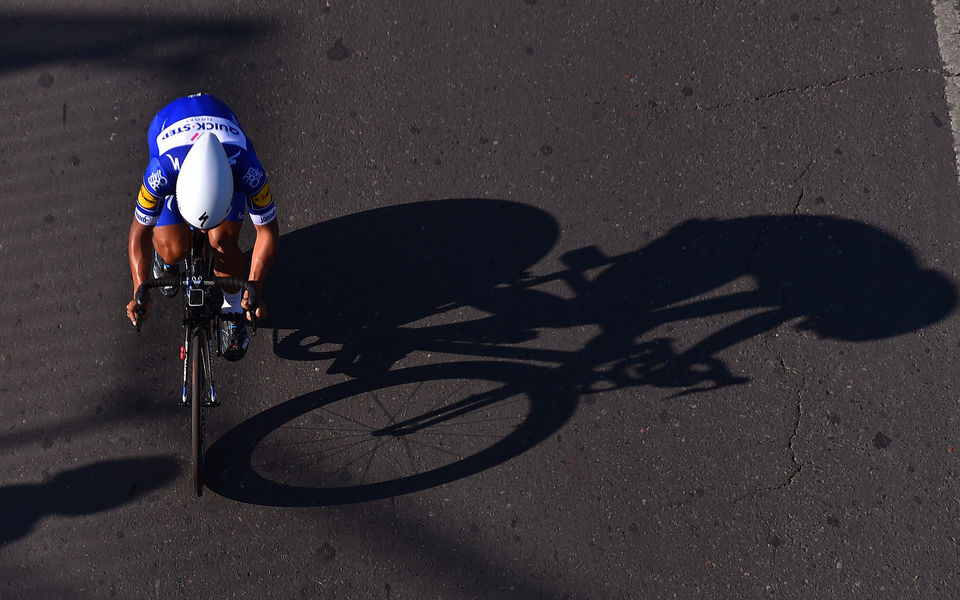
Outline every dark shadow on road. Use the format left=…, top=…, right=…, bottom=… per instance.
left=266, top=199, right=561, bottom=374
left=0, top=456, right=179, bottom=545
left=0, top=12, right=265, bottom=74
left=207, top=201, right=957, bottom=506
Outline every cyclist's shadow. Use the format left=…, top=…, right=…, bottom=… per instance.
left=207, top=200, right=956, bottom=506
left=265, top=198, right=563, bottom=372
left=264, top=203, right=955, bottom=383
left=556, top=215, right=958, bottom=393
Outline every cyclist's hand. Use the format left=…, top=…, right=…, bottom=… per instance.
left=127, top=293, right=150, bottom=326
left=243, top=296, right=267, bottom=321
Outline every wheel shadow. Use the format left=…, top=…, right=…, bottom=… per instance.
left=207, top=361, right=573, bottom=507
left=0, top=456, right=179, bottom=545
left=207, top=200, right=957, bottom=506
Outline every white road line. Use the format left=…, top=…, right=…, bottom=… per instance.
left=933, top=0, right=960, bottom=189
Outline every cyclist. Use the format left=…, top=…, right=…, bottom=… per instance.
left=125, top=93, right=279, bottom=361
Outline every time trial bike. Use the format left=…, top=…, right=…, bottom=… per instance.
left=134, top=227, right=258, bottom=496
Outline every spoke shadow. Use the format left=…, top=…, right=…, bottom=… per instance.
left=0, top=456, right=179, bottom=545
left=207, top=361, right=574, bottom=507
left=209, top=200, right=956, bottom=506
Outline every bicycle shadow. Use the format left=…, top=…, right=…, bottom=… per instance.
left=208, top=200, right=957, bottom=506
left=265, top=199, right=561, bottom=374
left=553, top=215, right=957, bottom=393
left=0, top=456, right=179, bottom=545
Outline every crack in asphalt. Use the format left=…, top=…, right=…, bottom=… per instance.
left=630, top=65, right=938, bottom=118
left=731, top=359, right=807, bottom=504
left=743, top=225, right=766, bottom=273
left=741, top=157, right=810, bottom=275
left=723, top=149, right=818, bottom=506
left=691, top=66, right=928, bottom=112
left=792, top=158, right=814, bottom=216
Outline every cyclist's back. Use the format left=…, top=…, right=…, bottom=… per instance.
left=136, top=93, right=274, bottom=228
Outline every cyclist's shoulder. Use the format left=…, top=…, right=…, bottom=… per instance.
left=147, top=93, right=253, bottom=158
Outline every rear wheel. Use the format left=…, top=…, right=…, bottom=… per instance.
left=191, top=327, right=206, bottom=496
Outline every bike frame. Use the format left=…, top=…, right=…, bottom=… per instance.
left=183, top=227, right=219, bottom=407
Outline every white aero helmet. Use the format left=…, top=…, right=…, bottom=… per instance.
left=176, top=132, right=234, bottom=229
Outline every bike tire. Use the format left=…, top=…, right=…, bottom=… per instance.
left=191, top=327, right=206, bottom=497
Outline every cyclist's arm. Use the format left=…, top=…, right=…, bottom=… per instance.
left=129, top=219, right=155, bottom=291
left=126, top=219, right=154, bottom=324
left=235, top=144, right=277, bottom=314
left=248, top=218, right=279, bottom=295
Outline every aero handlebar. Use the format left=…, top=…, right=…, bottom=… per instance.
left=134, top=276, right=260, bottom=334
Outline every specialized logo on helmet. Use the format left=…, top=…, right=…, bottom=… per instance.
left=242, top=166, right=264, bottom=189
left=198, top=211, right=209, bottom=228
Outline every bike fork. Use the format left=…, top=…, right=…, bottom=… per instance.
left=181, top=327, right=190, bottom=406
left=203, top=327, right=218, bottom=407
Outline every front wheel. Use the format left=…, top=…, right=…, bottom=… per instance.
left=191, top=327, right=206, bottom=496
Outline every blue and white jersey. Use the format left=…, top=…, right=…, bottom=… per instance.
left=135, top=93, right=275, bottom=227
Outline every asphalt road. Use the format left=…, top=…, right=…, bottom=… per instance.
left=2, top=2, right=960, bottom=598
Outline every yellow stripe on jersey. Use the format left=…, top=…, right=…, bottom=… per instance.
left=251, top=182, right=272, bottom=208
left=138, top=184, right=160, bottom=210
